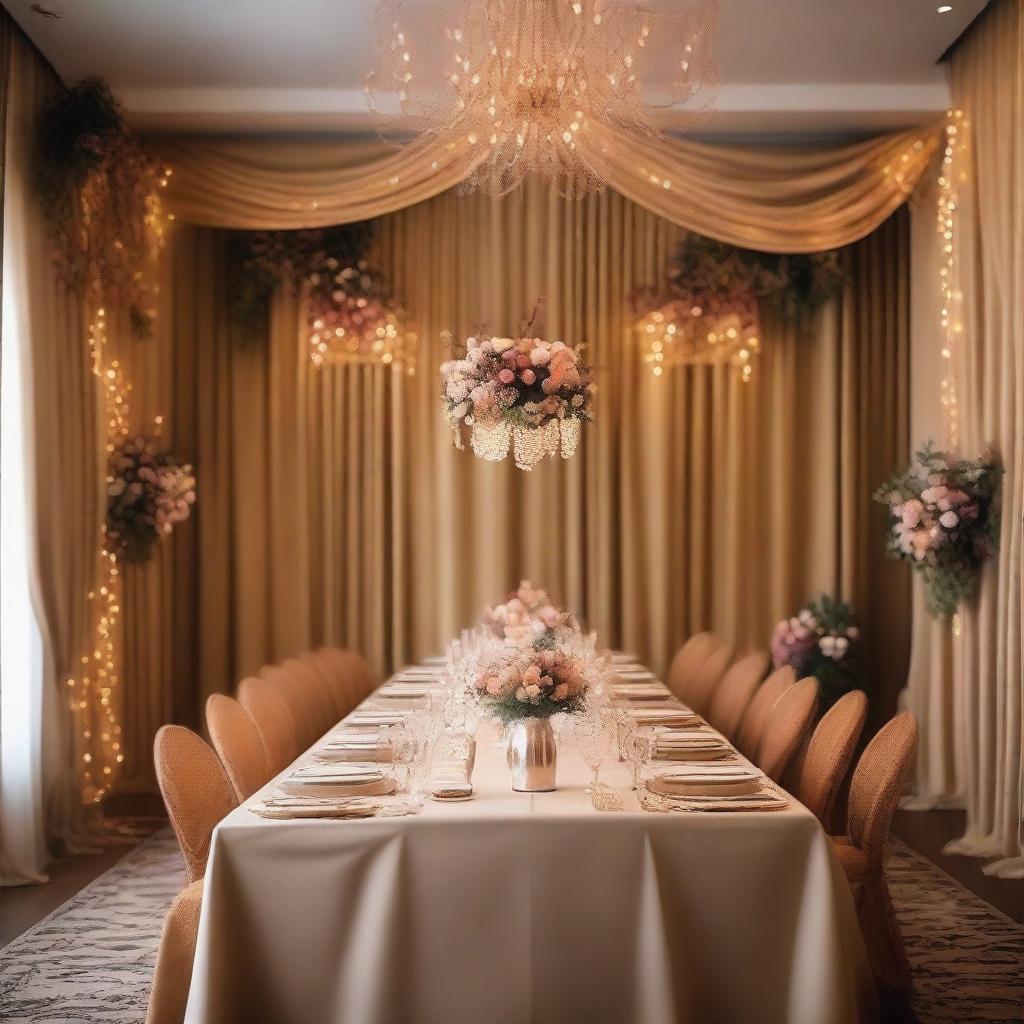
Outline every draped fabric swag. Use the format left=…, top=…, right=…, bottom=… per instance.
left=906, top=0, right=1023, bottom=874
left=112, top=187, right=911, bottom=789
left=156, top=128, right=937, bottom=252
left=0, top=21, right=104, bottom=884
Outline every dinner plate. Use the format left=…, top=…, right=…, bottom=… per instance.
left=646, top=775, right=764, bottom=799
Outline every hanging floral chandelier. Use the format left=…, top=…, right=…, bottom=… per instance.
left=365, top=0, right=719, bottom=198
left=440, top=302, right=595, bottom=471
left=308, top=256, right=416, bottom=373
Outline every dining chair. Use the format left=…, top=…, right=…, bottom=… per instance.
left=734, top=664, right=795, bottom=759
left=301, top=649, right=358, bottom=719
left=150, top=726, right=238, bottom=1024
left=666, top=631, right=716, bottom=700
left=153, top=725, right=238, bottom=886
left=323, top=645, right=376, bottom=698
left=795, top=689, right=868, bottom=829
left=206, top=693, right=272, bottom=802
left=145, top=879, right=203, bottom=1024
left=755, top=676, right=818, bottom=782
left=259, top=662, right=320, bottom=749
left=706, top=649, right=770, bottom=740
left=237, top=675, right=299, bottom=774
left=281, top=656, right=338, bottom=732
left=682, top=638, right=734, bottom=715
left=831, top=711, right=918, bottom=992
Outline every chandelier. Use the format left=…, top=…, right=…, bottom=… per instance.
left=365, top=0, right=719, bottom=198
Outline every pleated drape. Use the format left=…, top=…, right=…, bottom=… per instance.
left=115, top=184, right=910, bottom=790
left=1, top=21, right=103, bottom=882
left=943, top=0, right=1023, bottom=873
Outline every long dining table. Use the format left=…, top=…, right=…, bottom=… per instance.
left=183, top=655, right=873, bottom=1024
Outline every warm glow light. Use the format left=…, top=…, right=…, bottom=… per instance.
left=637, top=304, right=759, bottom=381
left=937, top=110, right=967, bottom=449
left=937, top=5, right=952, bottom=12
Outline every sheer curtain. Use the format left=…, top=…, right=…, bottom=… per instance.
left=109, top=186, right=910, bottom=790
left=944, top=0, right=1022, bottom=875
left=0, top=20, right=102, bottom=884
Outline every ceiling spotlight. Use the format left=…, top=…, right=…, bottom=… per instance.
left=937, top=4, right=952, bottom=11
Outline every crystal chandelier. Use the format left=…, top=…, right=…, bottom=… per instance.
left=365, top=0, right=719, bottom=198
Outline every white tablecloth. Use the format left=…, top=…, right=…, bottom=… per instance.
left=185, top=673, right=872, bottom=1024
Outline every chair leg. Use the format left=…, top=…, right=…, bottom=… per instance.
left=855, top=874, right=913, bottom=993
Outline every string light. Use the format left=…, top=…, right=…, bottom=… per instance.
left=637, top=305, right=759, bottom=381
left=937, top=110, right=967, bottom=450
left=64, top=170, right=172, bottom=805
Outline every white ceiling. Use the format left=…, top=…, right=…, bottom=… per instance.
left=6, top=0, right=989, bottom=136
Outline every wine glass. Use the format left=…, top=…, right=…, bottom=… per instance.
left=627, top=729, right=656, bottom=792
left=573, top=711, right=621, bottom=810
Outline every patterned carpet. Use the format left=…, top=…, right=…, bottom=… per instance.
left=0, top=833, right=1020, bottom=1023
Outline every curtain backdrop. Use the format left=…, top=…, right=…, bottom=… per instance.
left=155, top=128, right=936, bottom=253
left=943, top=0, right=1022, bottom=875
left=111, top=184, right=910, bottom=790
left=1, top=20, right=102, bottom=884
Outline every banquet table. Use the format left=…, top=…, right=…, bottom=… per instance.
left=184, top=660, right=873, bottom=1024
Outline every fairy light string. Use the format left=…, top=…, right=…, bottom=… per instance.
left=937, top=110, right=967, bottom=452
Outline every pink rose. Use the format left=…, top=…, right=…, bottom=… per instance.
left=530, top=347, right=551, bottom=367
left=498, top=368, right=515, bottom=385
left=520, top=369, right=537, bottom=385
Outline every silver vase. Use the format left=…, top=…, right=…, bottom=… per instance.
left=506, top=718, right=557, bottom=792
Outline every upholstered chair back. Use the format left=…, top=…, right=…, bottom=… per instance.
left=756, top=676, right=818, bottom=782
left=796, top=689, right=868, bottom=827
left=206, top=694, right=272, bottom=802
left=237, top=674, right=299, bottom=774
left=666, top=632, right=716, bottom=699
left=153, top=725, right=237, bottom=886
left=707, top=649, right=770, bottom=740
left=683, top=639, right=735, bottom=714
left=735, top=664, right=795, bottom=759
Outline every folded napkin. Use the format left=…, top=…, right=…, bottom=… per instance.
left=395, top=666, right=444, bottom=677
left=609, top=652, right=640, bottom=665
left=628, top=708, right=700, bottom=727
left=281, top=765, right=395, bottom=799
left=344, top=712, right=410, bottom=728
left=420, top=655, right=448, bottom=666
left=615, top=669, right=656, bottom=682
left=647, top=763, right=762, bottom=800
left=613, top=684, right=666, bottom=701
left=377, top=685, right=436, bottom=699
left=643, top=791, right=790, bottom=813
left=250, top=795, right=381, bottom=820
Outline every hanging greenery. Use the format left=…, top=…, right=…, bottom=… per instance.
left=227, top=223, right=415, bottom=370
left=631, top=233, right=847, bottom=379
left=666, top=234, right=848, bottom=324
left=33, top=77, right=167, bottom=336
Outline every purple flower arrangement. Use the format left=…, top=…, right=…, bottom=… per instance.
left=771, top=595, right=862, bottom=710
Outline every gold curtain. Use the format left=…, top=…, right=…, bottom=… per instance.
left=155, top=129, right=936, bottom=252
left=1, top=19, right=103, bottom=881
left=116, top=183, right=910, bottom=789
left=942, top=0, right=1022, bottom=874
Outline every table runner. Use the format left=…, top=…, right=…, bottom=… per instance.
left=184, top=661, right=872, bottom=1024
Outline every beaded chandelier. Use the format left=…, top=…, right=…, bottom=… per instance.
left=365, top=0, right=720, bottom=198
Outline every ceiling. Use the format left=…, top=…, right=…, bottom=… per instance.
left=6, top=0, right=989, bottom=136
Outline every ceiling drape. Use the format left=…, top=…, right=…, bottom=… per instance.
left=112, top=183, right=910, bottom=790
left=155, top=127, right=937, bottom=252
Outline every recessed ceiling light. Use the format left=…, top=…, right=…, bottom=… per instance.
left=937, top=4, right=953, bottom=12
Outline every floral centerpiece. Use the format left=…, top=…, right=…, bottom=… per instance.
left=453, top=620, right=604, bottom=792
left=106, top=437, right=196, bottom=564
left=872, top=443, right=1002, bottom=620
left=481, top=579, right=578, bottom=641
left=770, top=595, right=862, bottom=710
left=440, top=306, right=595, bottom=470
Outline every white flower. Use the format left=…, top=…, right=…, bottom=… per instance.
left=819, top=635, right=836, bottom=656
left=492, top=336, right=515, bottom=353
left=833, top=636, right=849, bottom=657
left=846, top=626, right=859, bottom=639
left=939, top=510, right=959, bottom=529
